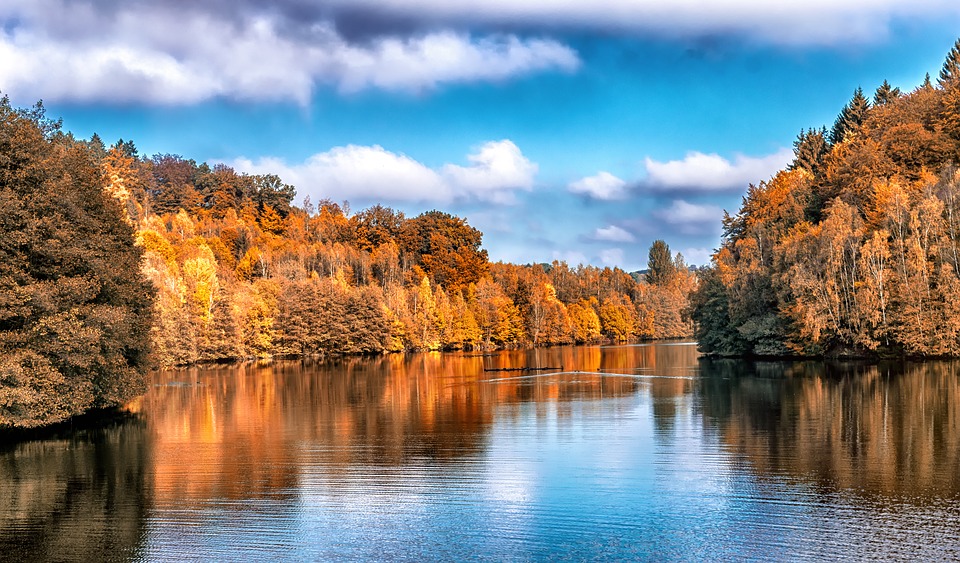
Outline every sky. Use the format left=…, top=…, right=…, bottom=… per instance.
left=2, top=1, right=960, bottom=271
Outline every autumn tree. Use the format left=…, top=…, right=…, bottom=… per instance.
left=399, top=211, right=488, bottom=293
left=694, top=41, right=960, bottom=358
left=0, top=98, right=155, bottom=428
left=149, top=154, right=201, bottom=215
left=351, top=204, right=405, bottom=252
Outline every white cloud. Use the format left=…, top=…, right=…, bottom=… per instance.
left=681, top=247, right=713, bottom=266
left=552, top=250, right=589, bottom=267
left=232, top=139, right=537, bottom=205
left=592, top=225, right=636, bottom=243
left=568, top=171, right=628, bottom=200
left=600, top=248, right=625, bottom=267
left=234, top=145, right=450, bottom=203
left=321, top=0, right=958, bottom=45
left=443, top=140, right=538, bottom=204
left=0, top=3, right=579, bottom=105
left=653, top=200, right=724, bottom=235
left=644, top=148, right=793, bottom=192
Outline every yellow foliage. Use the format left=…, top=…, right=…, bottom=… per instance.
left=183, top=256, right=219, bottom=324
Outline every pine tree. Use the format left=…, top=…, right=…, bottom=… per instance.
left=646, top=240, right=677, bottom=286
left=939, top=38, right=960, bottom=88
left=829, top=87, right=871, bottom=145
left=873, top=80, right=901, bottom=105
left=789, top=127, right=829, bottom=175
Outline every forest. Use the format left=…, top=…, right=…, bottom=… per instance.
left=691, top=40, right=960, bottom=358
left=0, top=93, right=694, bottom=427
left=113, top=149, right=694, bottom=366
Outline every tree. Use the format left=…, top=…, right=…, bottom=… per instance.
left=689, top=265, right=747, bottom=356
left=0, top=97, right=155, bottom=428
left=873, top=80, right=902, bottom=105
left=399, top=211, right=489, bottom=293
left=351, top=204, right=405, bottom=252
left=646, top=239, right=677, bottom=286
left=599, top=297, right=636, bottom=341
left=830, top=87, right=871, bottom=145
left=789, top=127, right=829, bottom=176
left=249, top=174, right=296, bottom=217
left=149, top=154, right=200, bottom=215
left=939, top=38, right=960, bottom=88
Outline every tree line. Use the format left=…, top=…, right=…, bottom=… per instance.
left=118, top=150, right=695, bottom=365
left=691, top=40, right=960, bottom=358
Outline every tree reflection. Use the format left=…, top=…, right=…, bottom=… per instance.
left=699, top=359, right=960, bottom=498
left=139, top=346, right=670, bottom=506
left=0, top=413, right=150, bottom=562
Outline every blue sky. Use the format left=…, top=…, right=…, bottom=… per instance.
left=2, top=2, right=960, bottom=270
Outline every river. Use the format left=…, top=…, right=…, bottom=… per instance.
left=2, top=343, right=960, bottom=561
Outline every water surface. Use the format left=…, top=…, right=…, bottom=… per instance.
left=3, top=344, right=960, bottom=561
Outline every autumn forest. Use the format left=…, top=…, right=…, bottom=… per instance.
left=0, top=94, right=693, bottom=427
left=690, top=40, right=960, bottom=359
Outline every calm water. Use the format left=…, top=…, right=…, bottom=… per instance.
left=3, top=343, right=960, bottom=561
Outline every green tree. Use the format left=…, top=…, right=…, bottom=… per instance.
left=0, top=98, right=155, bottom=428
left=939, top=38, right=960, bottom=88
left=646, top=239, right=676, bottom=286
left=688, top=266, right=747, bottom=356
left=873, top=80, right=902, bottom=105
left=829, top=87, right=871, bottom=145
left=789, top=127, right=829, bottom=176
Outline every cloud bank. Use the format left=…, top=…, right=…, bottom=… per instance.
left=653, top=200, right=724, bottom=235
left=3, top=0, right=956, bottom=105
left=643, top=148, right=793, bottom=192
left=320, top=0, right=958, bottom=45
left=233, top=139, right=536, bottom=205
left=568, top=171, right=629, bottom=200
left=0, top=2, right=578, bottom=105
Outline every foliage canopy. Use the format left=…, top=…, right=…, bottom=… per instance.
left=0, top=97, right=155, bottom=428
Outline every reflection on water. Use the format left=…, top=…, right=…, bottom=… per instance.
left=699, top=359, right=960, bottom=498
left=0, top=415, right=150, bottom=563
left=2, top=344, right=960, bottom=560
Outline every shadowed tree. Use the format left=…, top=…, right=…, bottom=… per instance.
left=789, top=127, right=829, bottom=176
left=0, top=97, right=155, bottom=428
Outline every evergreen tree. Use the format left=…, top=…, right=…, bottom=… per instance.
left=829, top=87, right=871, bottom=145
left=939, top=38, right=960, bottom=88
left=646, top=240, right=677, bottom=286
left=789, top=127, right=829, bottom=176
left=922, top=72, right=934, bottom=90
left=689, top=266, right=747, bottom=356
left=873, top=80, right=901, bottom=105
